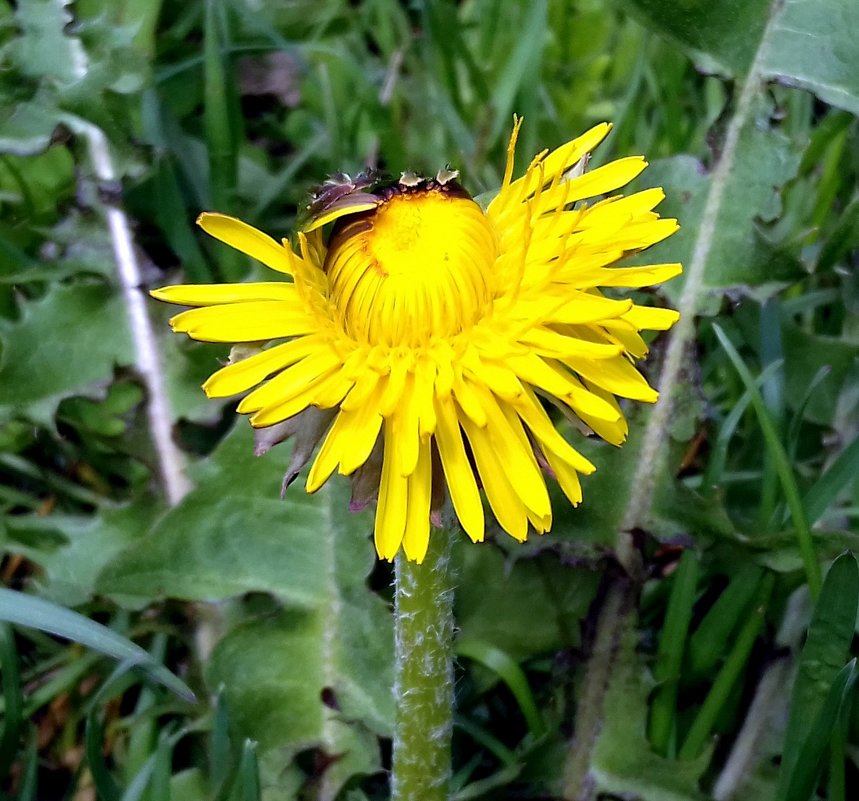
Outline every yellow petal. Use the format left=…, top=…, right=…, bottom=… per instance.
left=519, top=326, right=623, bottom=360
left=151, top=282, right=296, bottom=306
left=401, top=438, right=432, bottom=563
left=169, top=301, right=316, bottom=343
left=564, top=354, right=658, bottom=402
left=544, top=449, right=584, bottom=506
left=508, top=353, right=621, bottom=421
left=237, top=347, right=342, bottom=412
left=489, top=122, right=613, bottom=218
left=461, top=414, right=529, bottom=541
left=390, top=373, right=421, bottom=477
left=203, top=337, right=319, bottom=397
left=305, top=378, right=386, bottom=490
left=375, top=417, right=408, bottom=560
left=303, top=198, right=381, bottom=232
left=534, top=156, right=648, bottom=213
left=452, top=372, right=488, bottom=427
left=512, top=387, right=596, bottom=474
left=622, top=305, right=681, bottom=331
left=601, top=319, right=649, bottom=359
left=463, top=384, right=550, bottom=518
left=579, top=262, right=683, bottom=289
left=434, top=396, right=484, bottom=542
left=198, top=213, right=295, bottom=274
left=249, top=369, right=353, bottom=427
left=576, top=379, right=629, bottom=445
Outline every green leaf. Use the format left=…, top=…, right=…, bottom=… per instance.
left=543, top=412, right=734, bottom=555
left=99, top=423, right=393, bottom=797
left=0, top=624, right=23, bottom=779
left=623, top=0, right=859, bottom=116
left=97, top=425, right=373, bottom=606
left=638, top=110, right=802, bottom=300
left=6, top=0, right=80, bottom=87
left=780, top=659, right=857, bottom=801
left=618, top=0, right=770, bottom=76
left=0, top=282, right=133, bottom=421
left=802, top=436, right=859, bottom=526
left=456, top=639, right=546, bottom=738
left=0, top=588, right=195, bottom=701
left=714, top=323, right=821, bottom=596
left=760, top=0, right=859, bottom=116
left=778, top=552, right=859, bottom=797
left=0, top=98, right=63, bottom=156
left=9, top=499, right=163, bottom=606
left=649, top=550, right=699, bottom=756
left=687, top=563, right=765, bottom=677
left=590, top=620, right=710, bottom=801
left=781, top=320, right=859, bottom=426
left=455, top=546, right=599, bottom=660
left=207, top=607, right=390, bottom=800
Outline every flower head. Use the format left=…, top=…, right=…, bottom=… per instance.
left=152, top=119, right=681, bottom=563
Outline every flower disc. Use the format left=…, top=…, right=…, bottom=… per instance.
left=325, top=186, right=496, bottom=346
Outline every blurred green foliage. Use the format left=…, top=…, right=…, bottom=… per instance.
left=0, top=0, right=858, bottom=799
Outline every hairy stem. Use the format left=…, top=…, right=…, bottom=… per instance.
left=392, top=531, right=455, bottom=801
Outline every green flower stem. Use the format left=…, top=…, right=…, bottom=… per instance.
left=392, top=530, right=455, bottom=801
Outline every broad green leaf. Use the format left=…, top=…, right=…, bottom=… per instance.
left=169, top=769, right=208, bottom=801
left=760, top=0, right=859, bottom=116
left=207, top=607, right=391, bottom=800
left=6, top=0, right=80, bottom=87
left=639, top=111, right=802, bottom=300
left=455, top=546, right=600, bottom=660
left=778, top=552, right=859, bottom=795
left=97, top=424, right=374, bottom=606
left=0, top=588, right=195, bottom=701
left=590, top=620, right=710, bottom=801
left=7, top=500, right=162, bottom=606
left=99, top=422, right=393, bottom=796
left=0, top=99, right=63, bottom=156
left=618, top=0, right=769, bottom=76
left=623, top=0, right=859, bottom=116
left=541, top=413, right=734, bottom=555
left=0, top=282, right=133, bottom=420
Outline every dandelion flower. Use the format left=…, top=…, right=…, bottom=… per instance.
left=152, top=119, right=681, bottom=563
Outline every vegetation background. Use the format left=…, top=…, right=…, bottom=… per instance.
left=1, top=0, right=858, bottom=799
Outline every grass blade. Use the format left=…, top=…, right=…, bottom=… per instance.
left=778, top=552, right=859, bottom=798
left=713, top=323, right=821, bottom=597
left=236, top=740, right=260, bottom=801
left=802, top=435, right=859, bottom=526
left=780, top=659, right=857, bottom=801
left=456, top=639, right=546, bottom=738
left=648, top=550, right=699, bottom=755
left=0, top=624, right=23, bottom=779
left=0, top=589, right=195, bottom=702
left=679, top=572, right=774, bottom=760
left=687, top=563, right=764, bottom=678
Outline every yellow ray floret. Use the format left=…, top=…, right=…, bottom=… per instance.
left=151, top=118, right=682, bottom=562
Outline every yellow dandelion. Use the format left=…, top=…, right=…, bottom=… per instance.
left=152, top=119, right=681, bottom=564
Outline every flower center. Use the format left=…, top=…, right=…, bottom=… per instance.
left=323, top=186, right=497, bottom=346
